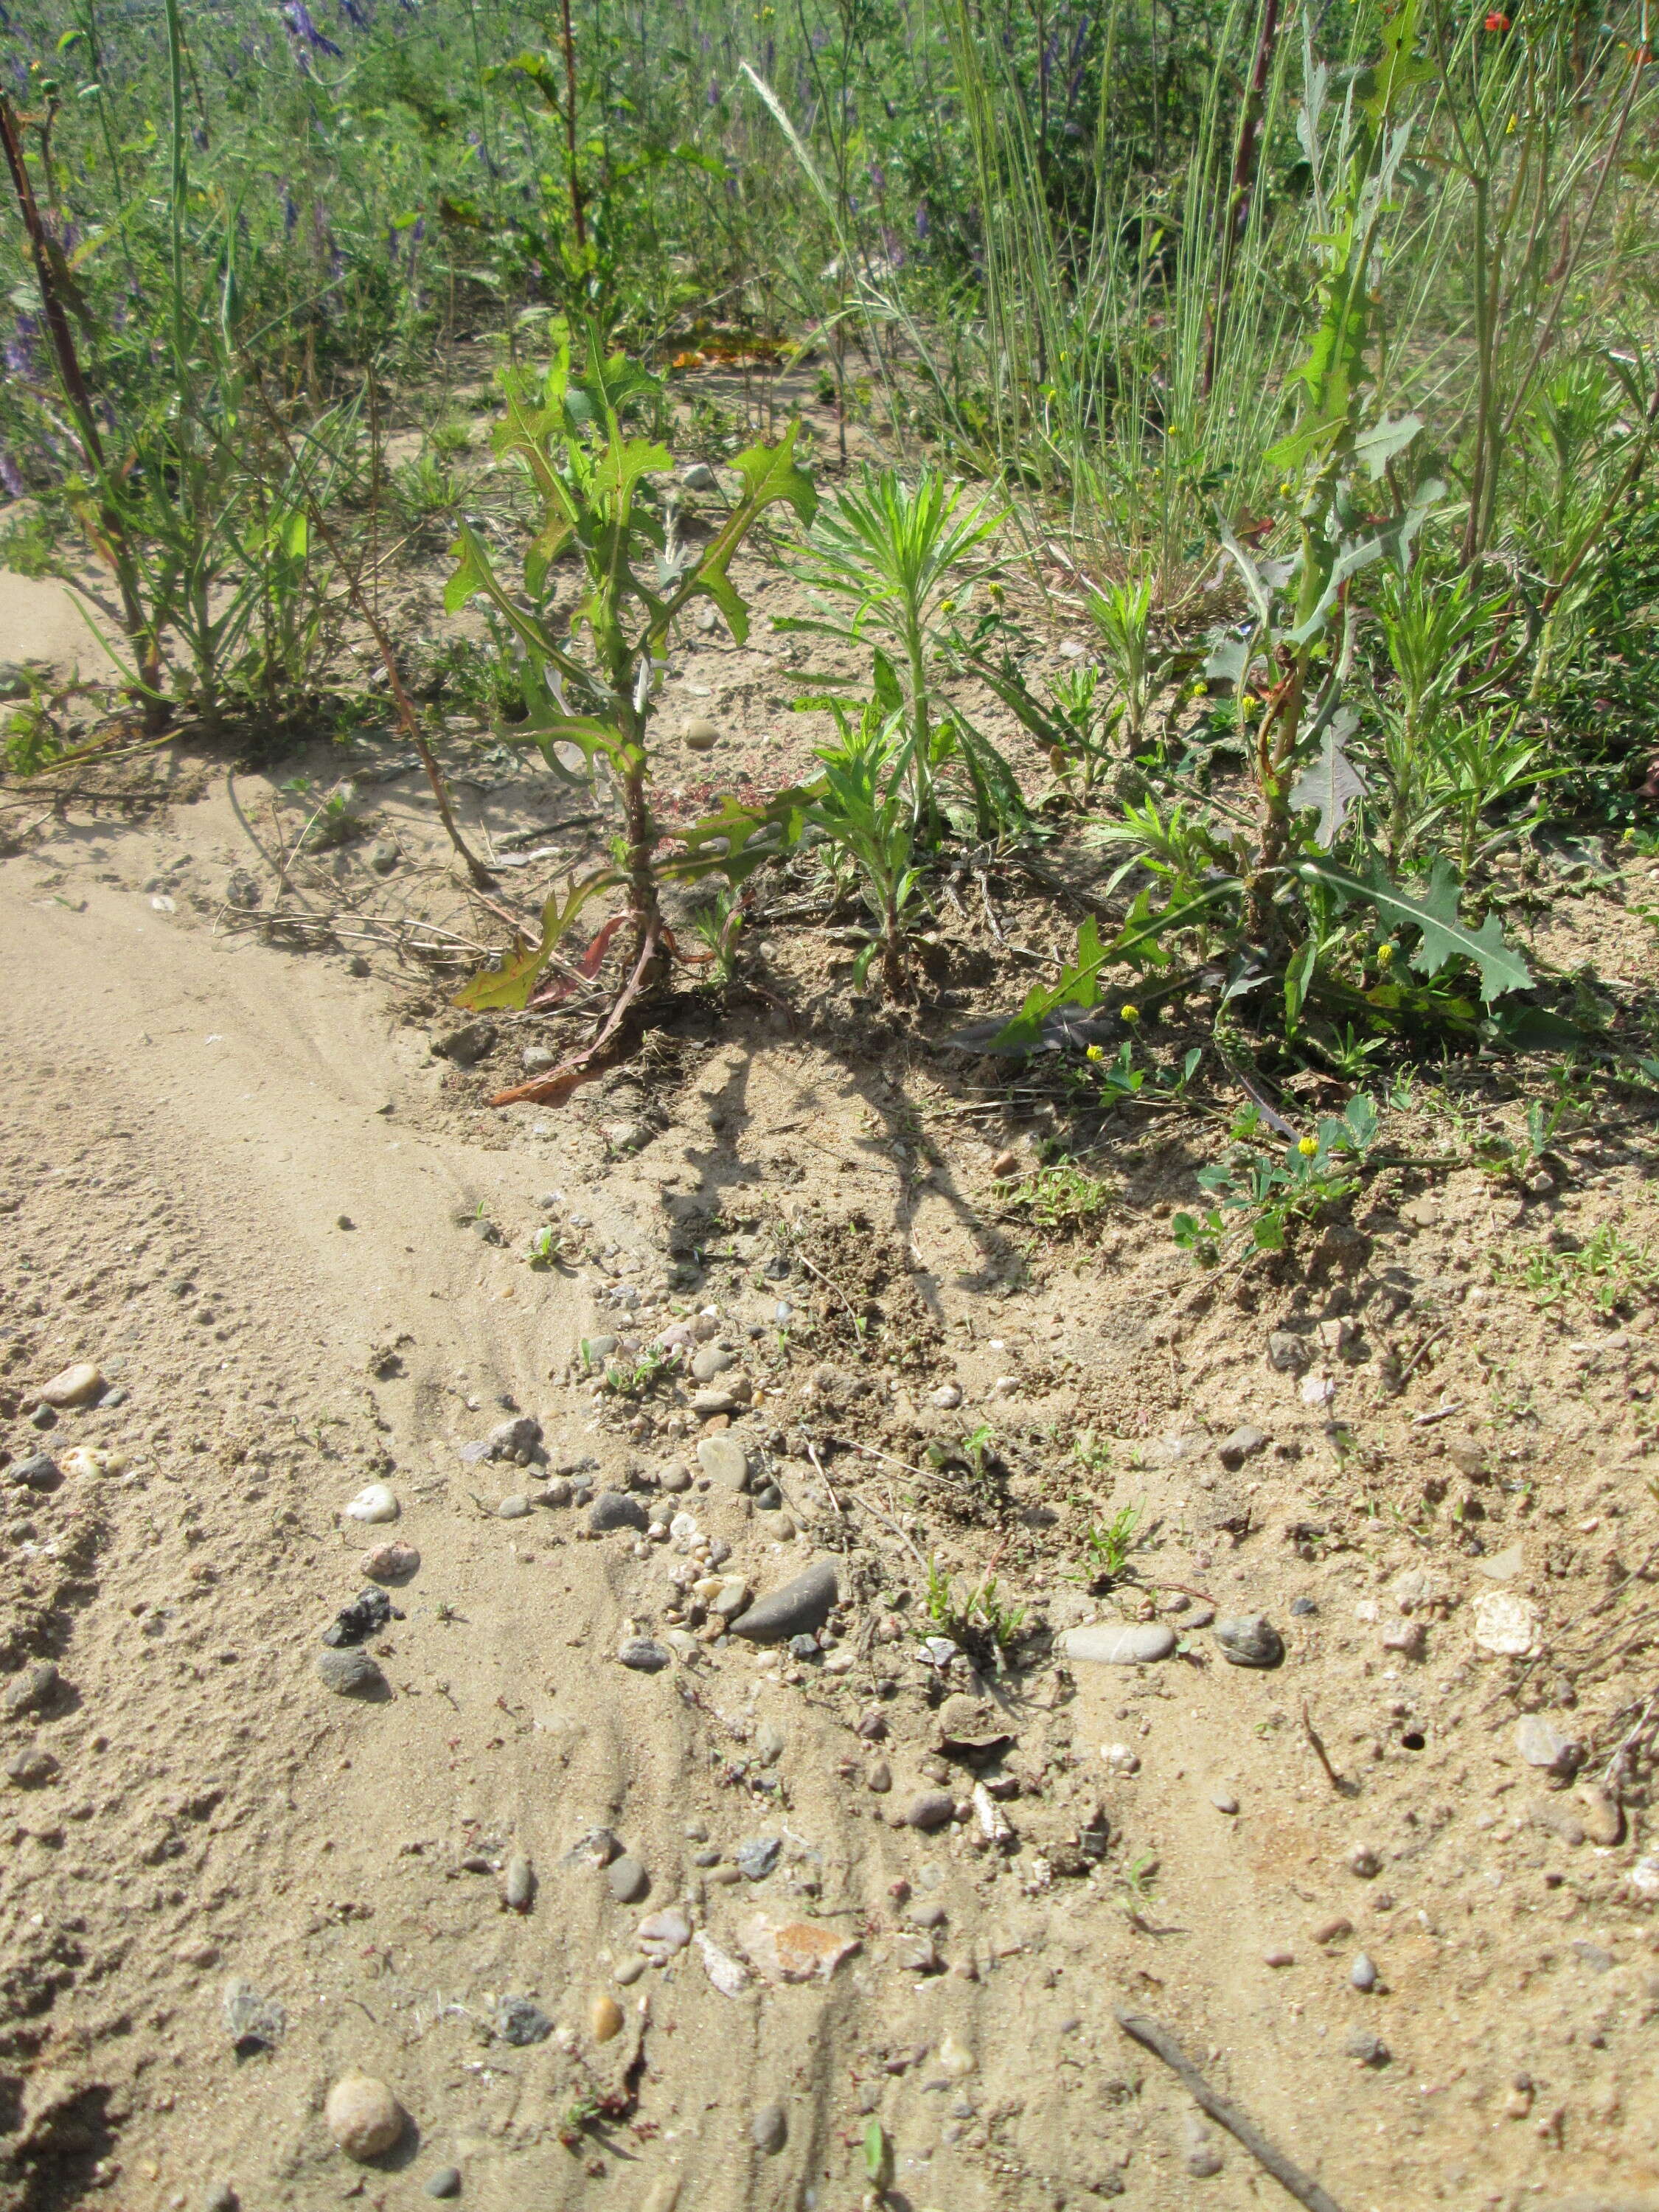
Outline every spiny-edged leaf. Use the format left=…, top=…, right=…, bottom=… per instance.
left=444, top=521, right=495, bottom=616
left=728, top=421, right=819, bottom=529
left=1359, top=0, right=1436, bottom=122
left=1203, top=631, right=1253, bottom=688
left=1217, top=525, right=1276, bottom=629
left=1299, top=856, right=1531, bottom=1002
left=655, top=782, right=823, bottom=890
left=593, top=434, right=673, bottom=507
left=452, top=870, right=620, bottom=1010
left=990, top=886, right=1239, bottom=1051
left=1289, top=712, right=1368, bottom=845
left=1352, top=411, right=1422, bottom=480
left=962, top=649, right=1071, bottom=750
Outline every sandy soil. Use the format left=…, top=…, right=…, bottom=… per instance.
left=4, top=552, right=1659, bottom=2212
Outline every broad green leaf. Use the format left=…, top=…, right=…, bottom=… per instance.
left=452, top=872, right=619, bottom=1011
left=1298, top=857, right=1531, bottom=1002
left=656, top=783, right=822, bottom=890
left=1352, top=411, right=1422, bottom=481
left=444, top=521, right=495, bottom=616
left=991, top=886, right=1238, bottom=1051
left=1289, top=713, right=1368, bottom=845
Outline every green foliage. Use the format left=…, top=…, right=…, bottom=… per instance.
left=1495, top=1225, right=1659, bottom=1317
left=1172, top=1093, right=1381, bottom=1265
left=1005, top=1161, right=1116, bottom=1239
left=804, top=703, right=925, bottom=997
left=923, top=1555, right=1027, bottom=1659
left=1081, top=1503, right=1143, bottom=1585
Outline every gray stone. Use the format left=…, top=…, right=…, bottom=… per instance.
left=1344, top=2031, right=1390, bottom=2067
left=495, top=1995, right=552, bottom=2045
left=1, top=1662, right=58, bottom=1718
left=1213, top=1615, right=1284, bottom=1669
left=754, top=1721, right=787, bottom=1767
left=1579, top=1786, right=1624, bottom=1846
left=751, top=2103, right=787, bottom=2155
left=1217, top=1424, right=1267, bottom=1470
left=905, top=1791, right=956, bottom=1832
left=659, top=1461, right=692, bottom=1492
left=583, top=1336, right=619, bottom=1364
left=368, top=841, right=399, bottom=876
left=503, top=1854, right=535, bottom=1911
left=930, top=1383, right=964, bottom=1409
left=608, top=1855, right=650, bottom=1903
left=682, top=462, right=719, bottom=492
left=731, top=1561, right=838, bottom=1644
left=590, top=1491, right=650, bottom=1534
left=434, top=1021, right=493, bottom=1065
left=4, top=1746, right=57, bottom=1789
left=316, top=1649, right=385, bottom=1697
left=7, top=1453, right=60, bottom=1492
left=1208, top=1787, right=1239, bottom=1815
left=423, top=2169, right=462, bottom=2199
left=691, top=1389, right=742, bottom=1416
left=27, top=1404, right=56, bottom=1431
left=619, top=1638, right=672, bottom=1672
left=1057, top=1622, right=1176, bottom=1666
left=488, top=1414, right=543, bottom=1459
left=1267, top=1332, right=1308, bottom=1373
left=223, top=1978, right=285, bottom=2051
left=1350, top=1952, right=1379, bottom=1992
left=497, top=1495, right=532, bottom=1520
left=691, top=1346, right=737, bottom=1383
left=735, top=1836, right=782, bottom=1879
left=1515, top=1714, right=1581, bottom=1778
left=1184, top=2116, right=1224, bottom=2178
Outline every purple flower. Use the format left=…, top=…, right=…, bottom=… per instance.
left=282, top=1, right=342, bottom=58
left=706, top=76, right=719, bottom=105
left=340, top=0, right=372, bottom=26
left=868, top=161, right=886, bottom=193
left=0, top=451, right=25, bottom=498
left=410, top=216, right=425, bottom=247
left=915, top=204, right=930, bottom=240
left=1071, top=15, right=1091, bottom=63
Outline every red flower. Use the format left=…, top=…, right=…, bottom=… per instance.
left=1484, top=10, right=1510, bottom=27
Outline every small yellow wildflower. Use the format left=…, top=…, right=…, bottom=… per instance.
left=1085, top=1043, right=1105, bottom=1062
left=1120, top=1003, right=1141, bottom=1023
left=940, top=597, right=957, bottom=615
left=1377, top=940, right=1397, bottom=967
left=1298, top=1135, right=1319, bottom=1158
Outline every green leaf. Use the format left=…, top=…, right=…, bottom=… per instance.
left=863, top=2119, right=894, bottom=2190
left=1289, top=712, right=1368, bottom=845
left=444, top=521, right=495, bottom=616
left=1299, top=857, right=1531, bottom=1003
left=990, top=886, right=1237, bottom=1051
left=656, top=782, right=822, bottom=891
left=1352, top=411, right=1422, bottom=480
left=451, top=872, right=619, bottom=1011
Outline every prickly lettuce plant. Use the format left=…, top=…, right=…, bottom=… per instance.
left=446, top=321, right=821, bottom=1102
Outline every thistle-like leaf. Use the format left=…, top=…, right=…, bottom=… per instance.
left=1289, top=712, right=1368, bottom=846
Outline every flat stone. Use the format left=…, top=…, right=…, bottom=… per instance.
left=1267, top=1332, right=1308, bottom=1373
left=1472, top=1590, right=1540, bottom=1656
left=1472, top=1541, right=1526, bottom=1582
left=751, top=2103, right=787, bottom=2154
left=434, top=1021, right=493, bottom=1065
left=37, top=1363, right=105, bottom=1408
left=590, top=1491, right=650, bottom=1534
left=1213, top=1615, right=1284, bottom=1668
left=692, top=1389, right=742, bottom=1417
left=930, top=1383, right=964, bottom=1409
left=905, top=1790, right=956, bottom=1832
left=636, top=1907, right=692, bottom=1961
left=731, top=1561, right=838, bottom=1644
left=735, top=1835, right=782, bottom=1879
left=495, top=1996, right=552, bottom=2045
left=1217, top=1424, right=1267, bottom=1470
left=325, top=2073, right=404, bottom=2160
left=608, top=1854, right=650, bottom=1903
left=740, top=1913, right=860, bottom=1984
left=1058, top=1622, right=1176, bottom=1666
left=1515, top=1714, right=1581, bottom=1777
left=619, top=1638, right=672, bottom=1673
left=8, top=1452, right=60, bottom=1492
left=316, top=1649, right=385, bottom=1697
left=691, top=1346, right=737, bottom=1382
left=696, top=1433, right=752, bottom=1491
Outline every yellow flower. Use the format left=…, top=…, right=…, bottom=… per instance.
left=1298, top=1135, right=1319, bottom=1158
left=1120, top=1003, right=1141, bottom=1023
left=940, top=597, right=957, bottom=615
left=1085, top=1043, right=1105, bottom=1062
left=1377, top=940, right=1396, bottom=967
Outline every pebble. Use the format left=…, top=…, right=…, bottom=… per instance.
left=1472, top=1590, right=1540, bottom=1657
left=696, top=1929, right=750, bottom=1996
left=590, top=1491, right=650, bottom=1534
left=322, top=1589, right=393, bottom=1648
left=495, top=1996, right=552, bottom=2045
left=930, top=1383, right=964, bottom=1410
left=1216, top=1424, right=1267, bottom=1470
left=1579, top=1785, right=1624, bottom=1846
left=751, top=2103, right=787, bottom=2155
left=905, top=1791, right=956, bottom=1833
left=497, top=1494, right=532, bottom=1520
left=5, top=1746, right=58, bottom=1789
left=1380, top=1618, right=1426, bottom=1659
left=423, top=2168, right=462, bottom=2199
left=614, top=1954, right=647, bottom=1986
left=1212, top=1615, right=1284, bottom=1668
left=619, top=1638, right=672, bottom=1673
left=343, top=1483, right=399, bottom=1525
left=604, top=1119, right=649, bottom=1151
left=691, top=1346, right=737, bottom=1382
left=1515, top=1714, right=1581, bottom=1778
left=2, top=1662, right=58, bottom=1718
left=591, top=1995, right=624, bottom=2043
left=1350, top=1952, right=1379, bottom=1992
left=1262, top=1948, right=1294, bottom=1968
left=434, top=1021, right=493, bottom=1065
left=36, top=1363, right=105, bottom=1409
left=8, top=1452, right=60, bottom=1492
left=938, top=2033, right=975, bottom=2078
left=1267, top=1331, right=1308, bottom=1372
left=991, top=1150, right=1020, bottom=1178
left=608, top=1855, right=650, bottom=1903
left=636, top=1907, right=692, bottom=1961
left=731, top=1560, right=838, bottom=1644
left=363, top=1541, right=420, bottom=1584
left=316, top=1649, right=385, bottom=1697
left=866, top=1758, right=893, bottom=1794
left=1346, top=1844, right=1382, bottom=1879
left=684, top=719, right=719, bottom=752
left=754, top=1720, right=787, bottom=1766
left=1185, top=2116, right=1224, bottom=2177
left=682, top=463, right=720, bottom=493
left=1344, top=2031, right=1389, bottom=2067
left=659, top=1461, right=692, bottom=1492
left=1312, top=1916, right=1353, bottom=1944
left=1208, top=1787, right=1239, bottom=1815
left=1058, top=1622, right=1176, bottom=1666
left=325, top=2074, right=404, bottom=2160
left=503, top=1854, right=535, bottom=1911
left=692, top=1388, right=742, bottom=1416
left=694, top=1572, right=751, bottom=1619
left=735, top=1836, right=782, bottom=1879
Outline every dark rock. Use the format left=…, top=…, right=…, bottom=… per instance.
left=1, top=1662, right=59, bottom=1717
left=423, top=2169, right=462, bottom=2199
left=589, top=1491, right=650, bottom=1535
left=434, top=1022, right=494, bottom=1065
left=732, top=1562, right=838, bottom=1645
left=487, top=1414, right=543, bottom=1461
left=1217, top=1425, right=1268, bottom=1471
left=618, top=1638, right=672, bottom=1673
left=7, top=1453, right=60, bottom=1492
left=321, top=1589, right=395, bottom=1648
left=495, top=1996, right=552, bottom=2046
left=316, top=1648, right=386, bottom=1697
left=905, top=1791, right=956, bottom=1832
left=4, top=1745, right=58, bottom=1789
left=735, top=1836, right=782, bottom=1880
left=1213, top=1615, right=1284, bottom=1668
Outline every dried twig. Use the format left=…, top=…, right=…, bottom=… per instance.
left=1301, top=1700, right=1347, bottom=1795
left=1115, top=2011, right=1349, bottom=2212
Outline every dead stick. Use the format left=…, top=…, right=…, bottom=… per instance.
left=1301, top=1699, right=1345, bottom=1795
left=1114, top=2011, right=1349, bottom=2212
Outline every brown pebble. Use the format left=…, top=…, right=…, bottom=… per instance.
left=991, top=1150, right=1020, bottom=1179
left=904, top=1790, right=956, bottom=1832
left=1263, top=1947, right=1294, bottom=1968
left=591, top=1995, right=624, bottom=2043
left=1312, top=1916, right=1353, bottom=1945
left=325, top=2073, right=404, bottom=2161
left=362, top=1540, right=421, bottom=1584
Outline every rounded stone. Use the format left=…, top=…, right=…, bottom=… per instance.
left=691, top=1346, right=737, bottom=1383
left=1515, top=1714, right=1580, bottom=1777
left=343, top=1484, right=398, bottom=1525
left=684, top=717, right=720, bottom=751
left=497, top=1495, right=532, bottom=1520
left=608, top=1855, right=650, bottom=1904
left=751, top=2102, right=787, bottom=2155
left=1058, top=1622, right=1177, bottom=1667
left=619, top=1637, right=672, bottom=1673
left=1350, top=1952, right=1379, bottom=1992
left=660, top=1461, right=692, bottom=1492
left=316, top=1649, right=385, bottom=1698
left=362, top=1541, right=420, bottom=1584
left=1212, top=1615, right=1284, bottom=1669
left=502, top=1855, right=535, bottom=1911
left=591, top=1491, right=650, bottom=1535
left=37, top=1363, right=105, bottom=1408
left=591, top=1994, right=625, bottom=2043
left=424, top=2168, right=462, bottom=2199
left=730, top=1561, right=838, bottom=1644
left=905, top=1790, right=956, bottom=1832
left=929, top=1382, right=964, bottom=1409
left=325, top=2073, right=404, bottom=2160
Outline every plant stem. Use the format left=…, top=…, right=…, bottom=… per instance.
left=557, top=0, right=587, bottom=253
